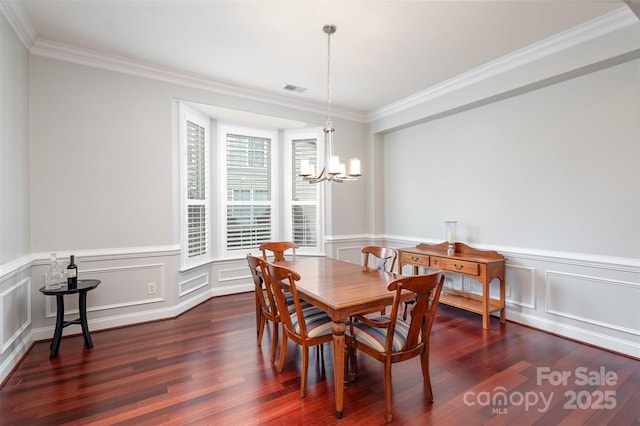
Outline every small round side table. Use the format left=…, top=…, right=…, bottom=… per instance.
left=39, top=279, right=100, bottom=359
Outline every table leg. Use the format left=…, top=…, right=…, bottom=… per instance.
left=482, top=281, right=490, bottom=329
left=332, top=320, right=346, bottom=418
left=50, top=295, right=65, bottom=359
left=78, top=291, right=93, bottom=349
left=255, top=290, right=261, bottom=336
left=499, top=277, right=506, bottom=324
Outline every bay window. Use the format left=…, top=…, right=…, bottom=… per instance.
left=179, top=100, right=323, bottom=268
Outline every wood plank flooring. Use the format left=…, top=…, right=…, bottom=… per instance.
left=1, top=292, right=638, bottom=425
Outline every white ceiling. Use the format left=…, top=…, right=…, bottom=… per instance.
left=16, top=1, right=630, bottom=117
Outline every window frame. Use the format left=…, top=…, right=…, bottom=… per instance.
left=284, top=128, right=325, bottom=256
left=179, top=104, right=212, bottom=270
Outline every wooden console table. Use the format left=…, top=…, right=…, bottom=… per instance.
left=397, top=242, right=506, bottom=329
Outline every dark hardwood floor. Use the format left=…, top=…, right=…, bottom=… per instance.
left=1, top=292, right=638, bottom=425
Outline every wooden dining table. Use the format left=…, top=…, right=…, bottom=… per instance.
left=275, top=256, right=403, bottom=419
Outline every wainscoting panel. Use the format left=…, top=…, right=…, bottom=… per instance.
left=179, top=272, right=209, bottom=297
left=211, top=262, right=253, bottom=296
left=335, top=246, right=363, bottom=264
left=443, top=274, right=463, bottom=293
left=217, top=265, right=248, bottom=282
left=43, top=263, right=166, bottom=318
left=546, top=270, right=640, bottom=335
left=464, top=276, right=483, bottom=298
left=1, top=277, right=31, bottom=353
left=505, top=264, right=536, bottom=309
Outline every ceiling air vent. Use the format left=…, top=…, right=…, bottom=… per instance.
left=284, top=84, right=306, bottom=93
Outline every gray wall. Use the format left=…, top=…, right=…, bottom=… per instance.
left=382, top=59, right=639, bottom=258
left=30, top=59, right=176, bottom=251
left=0, top=12, right=30, bottom=265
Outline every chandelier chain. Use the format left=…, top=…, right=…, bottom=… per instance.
left=326, top=27, right=332, bottom=126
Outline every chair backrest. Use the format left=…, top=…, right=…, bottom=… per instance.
left=260, top=241, right=299, bottom=262
left=265, top=262, right=306, bottom=337
left=247, top=254, right=277, bottom=318
left=385, top=272, right=444, bottom=354
left=362, top=246, right=397, bottom=272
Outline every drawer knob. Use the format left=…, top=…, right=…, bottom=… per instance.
left=454, top=264, right=464, bottom=270
left=411, top=256, right=419, bottom=262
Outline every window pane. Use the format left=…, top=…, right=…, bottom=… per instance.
left=292, top=138, right=318, bottom=201
left=186, top=120, right=206, bottom=201
left=291, top=137, right=319, bottom=249
left=226, top=134, right=271, bottom=201
left=188, top=204, right=207, bottom=257
left=292, top=205, right=317, bottom=247
left=226, top=132, right=272, bottom=251
left=227, top=205, right=272, bottom=249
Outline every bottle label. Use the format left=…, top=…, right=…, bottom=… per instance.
left=68, top=268, right=77, bottom=278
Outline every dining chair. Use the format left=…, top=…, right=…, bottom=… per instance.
left=361, top=246, right=397, bottom=316
left=265, top=261, right=335, bottom=398
left=246, top=254, right=280, bottom=364
left=349, top=272, right=445, bottom=422
left=247, top=254, right=310, bottom=364
left=362, top=246, right=397, bottom=272
left=362, top=245, right=413, bottom=320
left=260, top=241, right=298, bottom=262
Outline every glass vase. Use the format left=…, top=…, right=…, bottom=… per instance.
left=445, top=221, right=457, bottom=255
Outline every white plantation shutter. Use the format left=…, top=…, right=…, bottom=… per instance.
left=291, top=138, right=319, bottom=248
left=186, top=119, right=208, bottom=258
left=187, top=205, right=207, bottom=256
left=226, top=133, right=272, bottom=250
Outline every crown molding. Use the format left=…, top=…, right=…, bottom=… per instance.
left=624, top=1, right=640, bottom=20
left=29, top=39, right=368, bottom=123
left=8, top=2, right=635, bottom=125
left=368, top=6, right=638, bottom=122
left=0, top=0, right=37, bottom=49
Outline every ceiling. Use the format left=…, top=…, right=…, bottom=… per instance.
left=16, top=1, right=631, bottom=117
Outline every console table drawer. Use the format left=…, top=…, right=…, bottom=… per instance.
left=431, top=257, right=479, bottom=276
left=400, top=252, right=430, bottom=268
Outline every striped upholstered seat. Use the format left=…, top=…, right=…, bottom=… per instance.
left=351, top=315, right=412, bottom=352
left=291, top=305, right=333, bottom=338
left=265, top=292, right=311, bottom=315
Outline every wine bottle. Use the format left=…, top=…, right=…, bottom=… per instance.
left=67, top=255, right=78, bottom=289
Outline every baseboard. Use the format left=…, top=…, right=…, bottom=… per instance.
left=0, top=329, right=34, bottom=386
left=507, top=310, right=640, bottom=359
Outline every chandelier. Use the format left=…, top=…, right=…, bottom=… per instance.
left=299, top=24, right=361, bottom=183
